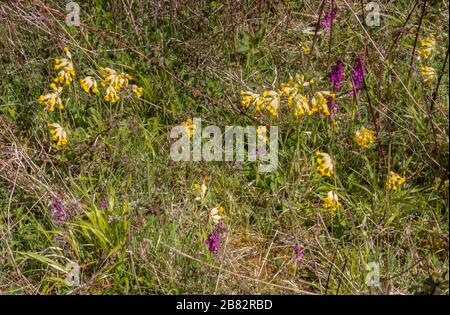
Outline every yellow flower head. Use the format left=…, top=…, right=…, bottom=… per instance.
left=131, top=85, right=143, bottom=98
left=386, top=171, right=406, bottom=190
left=54, top=48, right=75, bottom=86
left=100, top=67, right=132, bottom=90
left=292, top=94, right=310, bottom=118
left=48, top=123, right=68, bottom=146
left=310, top=91, right=333, bottom=116
left=80, top=76, right=99, bottom=94
left=209, top=205, right=226, bottom=224
left=262, top=90, right=280, bottom=117
left=418, top=34, right=436, bottom=60
left=315, top=150, right=334, bottom=177
left=420, top=66, right=437, bottom=85
left=323, top=191, right=341, bottom=211
left=104, top=85, right=120, bottom=103
left=38, top=84, right=64, bottom=111
left=354, top=127, right=374, bottom=149
left=194, top=179, right=207, bottom=200
left=181, top=118, right=196, bottom=138
left=256, top=126, right=269, bottom=144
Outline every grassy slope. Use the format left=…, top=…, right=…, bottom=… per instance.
left=0, top=0, right=448, bottom=294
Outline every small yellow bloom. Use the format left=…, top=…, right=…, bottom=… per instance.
left=131, top=85, right=143, bottom=98
left=323, top=191, right=341, bottom=211
left=256, top=126, right=269, bottom=144
left=262, top=90, right=280, bottom=117
left=420, top=66, right=437, bottom=85
left=38, top=85, right=64, bottom=111
left=194, top=179, right=207, bottom=200
left=104, top=85, right=120, bottom=103
left=80, top=76, right=99, bottom=94
left=48, top=123, right=68, bottom=146
left=354, top=127, right=374, bottom=149
left=386, top=171, right=406, bottom=190
left=310, top=91, right=332, bottom=116
left=54, top=48, right=75, bottom=86
left=100, top=67, right=131, bottom=90
left=181, top=118, right=196, bottom=138
left=315, top=150, right=334, bottom=177
left=418, top=34, right=436, bottom=60
left=209, top=205, right=225, bottom=224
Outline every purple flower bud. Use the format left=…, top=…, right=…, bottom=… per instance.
left=101, top=198, right=107, bottom=210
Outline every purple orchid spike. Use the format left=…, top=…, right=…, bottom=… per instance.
left=206, top=222, right=227, bottom=253
left=329, top=59, right=345, bottom=92
left=294, top=243, right=304, bottom=264
left=52, top=197, right=68, bottom=222
left=322, top=6, right=338, bottom=31
left=349, top=56, right=365, bottom=96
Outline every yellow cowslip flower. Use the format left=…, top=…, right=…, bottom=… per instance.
left=354, top=127, right=374, bottom=149
left=386, top=171, right=406, bottom=190
left=279, top=73, right=311, bottom=97
left=256, top=126, right=269, bottom=143
left=131, top=85, right=143, bottom=98
left=310, top=91, right=334, bottom=116
left=53, top=48, right=75, bottom=86
left=301, top=43, right=309, bottom=53
left=323, top=191, right=341, bottom=211
left=38, top=84, right=64, bottom=111
left=100, top=67, right=132, bottom=90
left=315, top=150, right=334, bottom=177
left=421, top=66, right=437, bottom=85
left=194, top=179, right=207, bottom=201
left=48, top=123, right=68, bottom=146
left=418, top=34, right=436, bottom=60
left=262, top=90, right=280, bottom=117
left=181, top=118, right=196, bottom=138
left=104, top=85, right=120, bottom=103
left=292, top=94, right=310, bottom=118
left=209, top=205, right=225, bottom=224
left=80, top=76, right=99, bottom=94
left=241, top=90, right=259, bottom=110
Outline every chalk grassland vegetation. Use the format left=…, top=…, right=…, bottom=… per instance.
left=0, top=0, right=448, bottom=294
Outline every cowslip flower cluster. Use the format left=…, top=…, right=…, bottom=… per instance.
left=209, top=205, right=226, bottom=224
left=241, top=73, right=337, bottom=120
left=194, top=179, right=207, bottom=201
left=48, top=123, right=68, bottom=146
left=39, top=83, right=64, bottom=112
left=354, top=127, right=374, bottom=149
left=38, top=48, right=74, bottom=147
left=322, top=191, right=341, bottom=211
left=182, top=118, right=196, bottom=138
left=386, top=171, right=406, bottom=190
left=80, top=76, right=99, bottom=94
left=420, top=66, right=437, bottom=85
left=99, top=67, right=142, bottom=103
left=418, top=35, right=437, bottom=85
left=241, top=89, right=280, bottom=117
left=418, top=34, right=436, bottom=60
left=205, top=222, right=227, bottom=253
left=315, top=150, right=334, bottom=177
left=53, top=47, right=76, bottom=86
